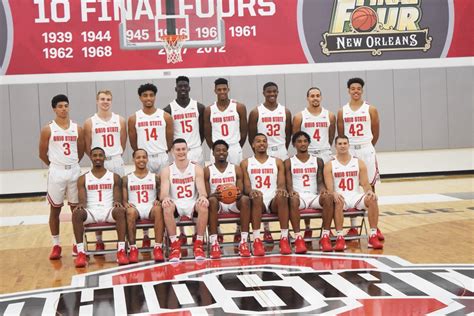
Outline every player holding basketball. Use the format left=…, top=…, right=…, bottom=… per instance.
left=164, top=76, right=205, bottom=165
left=204, top=78, right=247, bottom=165
left=285, top=131, right=334, bottom=253
left=123, top=149, right=164, bottom=263
left=39, top=94, right=85, bottom=260
left=72, top=147, right=128, bottom=267
left=241, top=133, right=291, bottom=256
left=337, top=78, right=382, bottom=238
left=292, top=87, right=336, bottom=239
left=324, top=136, right=384, bottom=251
left=204, top=140, right=251, bottom=258
left=160, top=139, right=209, bottom=261
left=248, top=82, right=292, bottom=242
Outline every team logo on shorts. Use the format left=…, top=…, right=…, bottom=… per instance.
left=0, top=253, right=472, bottom=315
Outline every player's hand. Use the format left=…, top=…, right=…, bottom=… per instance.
left=249, top=190, right=262, bottom=199
left=162, top=197, right=173, bottom=208
left=74, top=204, right=84, bottom=212
left=366, top=190, right=378, bottom=201
left=213, top=190, right=223, bottom=201
left=320, top=189, right=329, bottom=195
left=236, top=187, right=242, bottom=200
left=113, top=201, right=123, bottom=208
left=276, top=189, right=289, bottom=197
left=197, top=195, right=209, bottom=207
left=153, top=200, right=160, bottom=206
left=333, top=192, right=345, bottom=204
left=289, top=191, right=299, bottom=198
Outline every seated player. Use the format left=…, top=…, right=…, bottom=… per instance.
left=160, top=139, right=209, bottom=262
left=241, top=133, right=291, bottom=256
left=324, top=136, right=384, bottom=251
left=123, top=149, right=165, bottom=263
left=285, top=131, right=334, bottom=253
left=72, top=147, right=128, bottom=267
left=205, top=140, right=251, bottom=258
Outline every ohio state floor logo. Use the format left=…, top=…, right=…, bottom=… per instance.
left=0, top=253, right=472, bottom=315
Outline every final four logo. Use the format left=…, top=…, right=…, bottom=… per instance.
left=320, top=0, right=433, bottom=56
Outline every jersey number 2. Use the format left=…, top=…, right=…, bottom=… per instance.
left=349, top=124, right=364, bottom=137
left=177, top=185, right=192, bottom=198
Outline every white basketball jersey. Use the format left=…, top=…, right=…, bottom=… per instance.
left=209, top=163, right=237, bottom=193
left=301, top=108, right=331, bottom=151
left=170, top=161, right=197, bottom=207
left=342, top=102, right=373, bottom=145
left=170, top=99, right=200, bottom=148
left=257, top=104, right=286, bottom=148
left=291, top=155, right=318, bottom=194
left=210, top=101, right=240, bottom=145
left=48, top=120, right=79, bottom=165
left=332, top=156, right=360, bottom=197
left=247, top=156, right=278, bottom=202
left=127, top=172, right=157, bottom=208
left=85, top=170, right=114, bottom=210
left=90, top=113, right=122, bottom=157
left=135, top=109, right=168, bottom=154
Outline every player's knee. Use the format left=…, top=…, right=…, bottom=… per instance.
left=196, top=204, right=208, bottom=215
left=321, top=193, right=334, bottom=205
left=290, top=195, right=299, bottom=207
left=112, top=207, right=126, bottom=218
left=126, top=207, right=138, bottom=219
left=72, top=208, right=86, bottom=221
left=163, top=206, right=175, bottom=217
left=208, top=196, right=219, bottom=207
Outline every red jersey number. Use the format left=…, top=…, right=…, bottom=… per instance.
left=348, top=124, right=364, bottom=137
left=266, top=124, right=281, bottom=137
left=62, top=143, right=71, bottom=155
left=177, top=185, right=193, bottom=198
left=145, top=128, right=158, bottom=141
left=338, top=178, right=354, bottom=191
left=180, top=120, right=193, bottom=133
left=136, top=191, right=149, bottom=203
left=255, top=175, right=271, bottom=189
left=102, top=134, right=114, bottom=147
left=221, top=124, right=229, bottom=136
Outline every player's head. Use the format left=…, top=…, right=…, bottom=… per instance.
left=292, top=131, right=310, bottom=153
left=214, top=78, right=229, bottom=101
left=172, top=138, right=188, bottom=161
left=96, top=90, right=113, bottom=112
left=138, top=83, right=157, bottom=108
left=51, top=94, right=70, bottom=117
left=175, top=76, right=190, bottom=99
left=90, top=147, right=106, bottom=168
left=347, top=78, right=364, bottom=101
left=335, top=135, right=350, bottom=154
left=306, top=87, right=322, bottom=108
left=252, top=133, right=268, bottom=153
left=212, top=140, right=229, bottom=163
left=263, top=82, right=279, bottom=104
left=132, top=148, right=148, bottom=170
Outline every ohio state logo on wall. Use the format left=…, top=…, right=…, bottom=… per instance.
left=0, top=253, right=472, bottom=315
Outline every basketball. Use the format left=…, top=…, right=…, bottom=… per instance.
left=217, top=184, right=239, bottom=204
left=351, top=6, right=378, bottom=32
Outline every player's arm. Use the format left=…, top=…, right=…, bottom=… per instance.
left=113, top=174, right=123, bottom=207
left=83, top=118, right=93, bottom=158
left=284, top=158, right=296, bottom=196
left=237, top=103, right=248, bottom=147
left=128, top=114, right=138, bottom=152
left=163, top=104, right=171, bottom=115
left=328, top=111, right=336, bottom=146
left=324, top=161, right=344, bottom=203
left=77, top=126, right=85, bottom=161
left=38, top=125, right=51, bottom=166
left=292, top=112, right=302, bottom=134
left=119, top=116, right=127, bottom=152
left=203, top=106, right=213, bottom=148
left=204, top=166, right=212, bottom=196
left=76, top=175, right=86, bottom=209
left=197, top=102, right=205, bottom=144
left=369, top=105, right=380, bottom=146
left=316, top=157, right=327, bottom=194
left=276, top=159, right=287, bottom=192
left=240, top=159, right=251, bottom=195
left=247, top=108, right=258, bottom=146
left=285, top=108, right=292, bottom=149
left=122, top=176, right=129, bottom=207
left=195, top=165, right=209, bottom=207
left=337, top=109, right=344, bottom=136
left=234, top=165, right=244, bottom=200
left=164, top=111, right=174, bottom=152
left=159, top=167, right=171, bottom=202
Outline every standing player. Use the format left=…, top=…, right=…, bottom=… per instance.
left=204, top=140, right=251, bottom=258
left=204, top=78, right=247, bottom=165
left=72, top=147, right=128, bottom=267
left=241, top=133, right=291, bottom=256
left=285, top=131, right=334, bottom=253
left=39, top=94, right=85, bottom=260
left=160, top=139, right=209, bottom=262
left=123, top=149, right=164, bottom=263
left=337, top=78, right=381, bottom=237
left=292, top=87, right=336, bottom=238
left=323, top=136, right=384, bottom=251
left=164, top=76, right=205, bottom=165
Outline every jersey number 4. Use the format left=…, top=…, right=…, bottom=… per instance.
left=348, top=124, right=364, bottom=137
left=255, top=175, right=271, bottom=189
left=338, top=178, right=354, bottom=191
left=145, top=128, right=158, bottom=141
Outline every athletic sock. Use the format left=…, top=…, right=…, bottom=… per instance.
left=280, top=229, right=289, bottom=238
left=129, top=244, right=137, bottom=249
left=209, top=234, right=217, bottom=244
left=253, top=230, right=261, bottom=240
left=295, top=232, right=302, bottom=238
left=52, top=235, right=60, bottom=246
left=322, top=229, right=330, bottom=237
left=154, top=243, right=162, bottom=249
left=77, top=243, right=84, bottom=253
left=169, top=235, right=177, bottom=243
left=336, top=230, right=343, bottom=237
left=196, top=235, right=204, bottom=242
left=118, top=242, right=126, bottom=251
left=370, top=228, right=377, bottom=236
left=241, top=232, right=249, bottom=243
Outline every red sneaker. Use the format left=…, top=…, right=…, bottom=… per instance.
left=346, top=227, right=359, bottom=237
left=49, top=245, right=62, bottom=260
left=263, top=230, right=274, bottom=243
left=169, top=240, right=181, bottom=262
left=234, top=232, right=241, bottom=243
left=303, top=229, right=312, bottom=240
left=193, top=240, right=206, bottom=260
left=96, top=241, right=105, bottom=252
left=179, top=233, right=187, bottom=245
left=368, top=234, right=384, bottom=249
left=75, top=252, right=87, bottom=268
left=294, top=236, right=307, bottom=254
left=116, top=249, right=129, bottom=265
left=252, top=238, right=265, bottom=256
left=376, top=228, right=385, bottom=241
left=239, top=242, right=251, bottom=257
left=279, top=237, right=291, bottom=255
left=129, top=247, right=139, bottom=263
left=334, top=236, right=347, bottom=252
left=142, top=235, right=151, bottom=248
left=218, top=234, right=224, bottom=244
left=72, top=244, right=77, bottom=257
left=210, top=242, right=221, bottom=259
left=153, top=246, right=164, bottom=262
left=319, top=235, right=333, bottom=252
